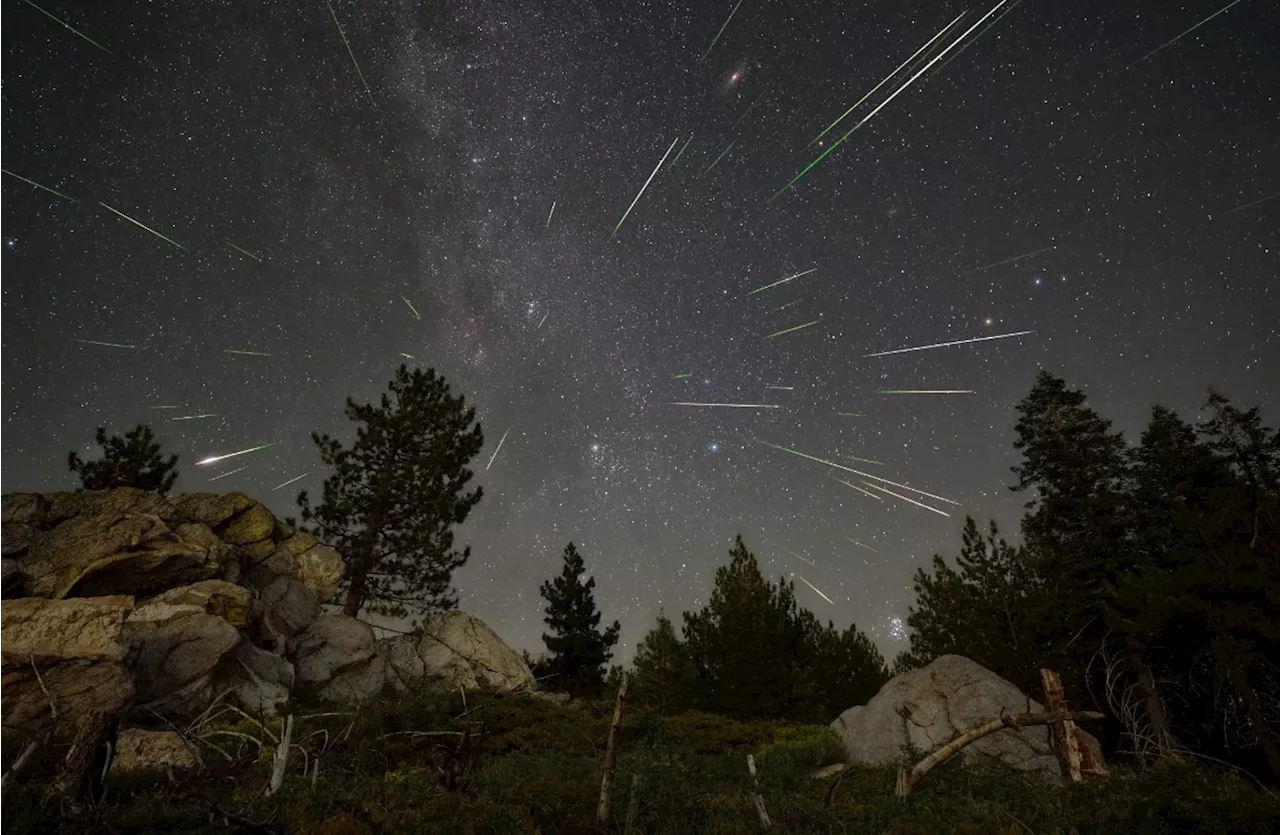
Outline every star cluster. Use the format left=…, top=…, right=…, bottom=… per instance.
left=2, top=0, right=1276, bottom=660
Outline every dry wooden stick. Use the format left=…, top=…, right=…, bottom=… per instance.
left=596, top=671, right=629, bottom=825
left=747, top=754, right=771, bottom=828
left=1040, top=668, right=1082, bottom=784
left=896, top=709, right=1104, bottom=797
left=263, top=714, right=294, bottom=797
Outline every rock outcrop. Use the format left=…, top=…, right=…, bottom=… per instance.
left=383, top=611, right=535, bottom=693
left=830, top=655, right=1102, bottom=777
left=293, top=615, right=387, bottom=703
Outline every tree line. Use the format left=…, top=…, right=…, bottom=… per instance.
left=67, top=365, right=1277, bottom=782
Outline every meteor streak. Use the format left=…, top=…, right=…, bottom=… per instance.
left=326, top=0, right=372, bottom=99
left=969, top=244, right=1056, bottom=272
left=797, top=574, right=835, bottom=605
left=877, top=390, right=975, bottom=395
left=224, top=349, right=271, bottom=357
left=701, top=0, right=744, bottom=61
left=672, top=373, right=693, bottom=379
left=764, top=319, right=821, bottom=340
left=227, top=242, right=262, bottom=261
left=846, top=455, right=885, bottom=466
left=546, top=201, right=556, bottom=227
left=671, top=135, right=693, bottom=165
left=486, top=427, right=512, bottom=470
left=775, top=0, right=1014, bottom=200
left=149, top=405, right=181, bottom=410
left=844, top=536, right=879, bottom=553
left=834, top=412, right=866, bottom=417
left=272, top=473, right=310, bottom=491
left=402, top=297, right=421, bottom=319
left=766, top=385, right=794, bottom=391
left=196, top=443, right=278, bottom=466
left=208, top=466, right=247, bottom=482
left=99, top=202, right=188, bottom=251
left=670, top=402, right=781, bottom=409
left=1129, top=0, right=1245, bottom=68
left=75, top=338, right=138, bottom=350
left=400, top=353, right=416, bottom=360
left=168, top=413, right=218, bottom=421
left=1218, top=190, right=1280, bottom=217
left=859, top=480, right=951, bottom=517
left=704, top=139, right=738, bottom=175
left=24, top=0, right=115, bottom=56
left=748, top=267, right=817, bottom=296
left=611, top=137, right=680, bottom=238
left=786, top=548, right=817, bottom=567
left=927, top=0, right=1021, bottom=80
left=832, top=477, right=882, bottom=501
left=865, top=330, right=1033, bottom=357
left=756, top=439, right=959, bottom=505
left=809, top=10, right=969, bottom=148
left=773, top=300, right=803, bottom=311
left=537, top=312, right=549, bottom=329
left=1, top=168, right=78, bottom=202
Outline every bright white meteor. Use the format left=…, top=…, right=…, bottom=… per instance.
left=797, top=574, right=836, bottom=605
left=611, top=137, right=680, bottom=238
left=756, top=439, right=959, bottom=506
left=272, top=473, right=310, bottom=491
left=747, top=267, right=817, bottom=296
left=865, top=330, right=1034, bottom=358
left=486, top=427, right=512, bottom=470
left=196, top=443, right=278, bottom=466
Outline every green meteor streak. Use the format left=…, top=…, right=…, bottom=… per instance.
left=400, top=352, right=416, bottom=360
left=832, top=477, right=882, bottom=500
left=611, top=137, right=680, bottom=238
left=764, top=319, right=821, bottom=340
left=672, top=372, right=692, bottom=379
left=755, top=438, right=959, bottom=505
left=99, top=202, right=188, bottom=251
left=402, top=296, right=421, bottom=319
left=1130, top=0, right=1245, bottom=68
left=208, top=466, right=247, bottom=482
left=809, top=10, right=968, bottom=148
left=24, top=0, right=115, bottom=57
left=846, top=455, right=886, bottom=466
left=1, top=168, right=79, bottom=203
left=748, top=267, right=817, bottom=296
left=196, top=442, right=278, bottom=466
left=774, top=0, right=1013, bottom=201
left=149, top=405, right=181, bottom=410
left=326, top=0, right=372, bottom=99
left=926, top=0, right=1022, bottom=81
left=225, top=349, right=271, bottom=357
left=701, top=0, right=744, bottom=62
left=537, top=312, right=549, bottom=329
left=858, top=480, right=951, bottom=517
left=226, top=242, right=262, bottom=261
left=672, top=135, right=693, bottom=165
left=74, top=338, right=139, bottom=350
left=704, top=139, right=738, bottom=175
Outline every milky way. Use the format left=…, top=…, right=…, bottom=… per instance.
left=3, top=0, right=1276, bottom=660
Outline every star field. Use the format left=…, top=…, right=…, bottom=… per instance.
left=2, top=0, right=1276, bottom=661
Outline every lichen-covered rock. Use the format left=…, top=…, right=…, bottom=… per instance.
left=220, top=503, right=275, bottom=545
left=218, top=640, right=294, bottom=715
left=829, top=655, right=1102, bottom=777
left=44, top=488, right=174, bottom=526
left=292, top=615, right=386, bottom=703
left=112, top=728, right=201, bottom=774
left=170, top=492, right=255, bottom=529
left=294, top=544, right=343, bottom=603
left=276, top=530, right=317, bottom=557
left=382, top=611, right=533, bottom=693
left=2, top=492, right=50, bottom=526
left=20, top=513, right=226, bottom=599
left=143, top=580, right=252, bottom=628
left=0, top=596, right=136, bottom=732
left=259, top=575, right=320, bottom=639
left=2, top=523, right=37, bottom=558
left=124, top=607, right=240, bottom=716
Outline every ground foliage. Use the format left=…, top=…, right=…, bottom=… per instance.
left=4, top=687, right=1277, bottom=834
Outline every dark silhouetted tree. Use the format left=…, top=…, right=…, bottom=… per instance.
left=539, top=543, right=620, bottom=699
left=67, top=425, right=179, bottom=495
left=631, top=611, right=698, bottom=714
left=298, top=365, right=484, bottom=620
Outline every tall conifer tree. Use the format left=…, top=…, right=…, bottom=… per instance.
left=539, top=543, right=620, bottom=698
left=68, top=425, right=179, bottom=495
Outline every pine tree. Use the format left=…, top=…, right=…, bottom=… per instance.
left=539, top=543, right=620, bottom=699
left=631, top=611, right=698, bottom=714
left=298, top=365, right=484, bottom=619
left=805, top=620, right=889, bottom=719
left=899, top=517, right=1042, bottom=693
left=68, top=425, right=179, bottom=495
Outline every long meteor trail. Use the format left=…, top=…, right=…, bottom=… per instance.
left=704, top=139, right=738, bottom=175
left=764, top=320, right=821, bottom=339
left=326, top=0, right=372, bottom=99
left=756, top=439, right=959, bottom=505
left=402, top=297, right=421, bottom=319
left=168, top=413, right=218, bottom=421
left=196, top=443, right=278, bottom=466
left=797, top=574, right=836, bottom=605
left=611, top=138, right=680, bottom=238
left=969, top=244, right=1057, bottom=272
left=845, top=536, right=879, bottom=553
left=208, top=466, right=247, bottom=482
left=670, top=402, right=781, bottom=409
left=225, top=349, right=271, bottom=357
left=748, top=267, right=817, bottom=296
left=486, top=427, right=512, bottom=470
left=786, top=548, right=818, bottom=567
left=877, top=390, right=975, bottom=395
left=2, top=168, right=78, bottom=202
left=24, top=0, right=115, bottom=56
left=75, top=338, right=139, bottom=350
left=832, top=477, right=883, bottom=501
left=865, top=330, right=1033, bottom=357
left=809, top=10, right=969, bottom=148
left=859, top=480, right=951, bottom=517
left=1129, top=0, right=1245, bottom=68
left=775, top=0, right=1014, bottom=200
left=99, top=202, right=188, bottom=251
left=227, top=242, right=262, bottom=262
left=1218, top=190, right=1280, bottom=217
left=272, top=473, right=310, bottom=491
left=701, top=0, right=744, bottom=61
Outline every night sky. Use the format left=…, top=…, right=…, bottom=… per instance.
left=2, top=0, right=1276, bottom=662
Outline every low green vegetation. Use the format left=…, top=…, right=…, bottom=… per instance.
left=5, top=687, right=1277, bottom=834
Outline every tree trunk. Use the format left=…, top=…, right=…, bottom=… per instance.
left=341, top=581, right=364, bottom=618
left=597, top=671, right=629, bottom=825
left=1227, top=661, right=1280, bottom=786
